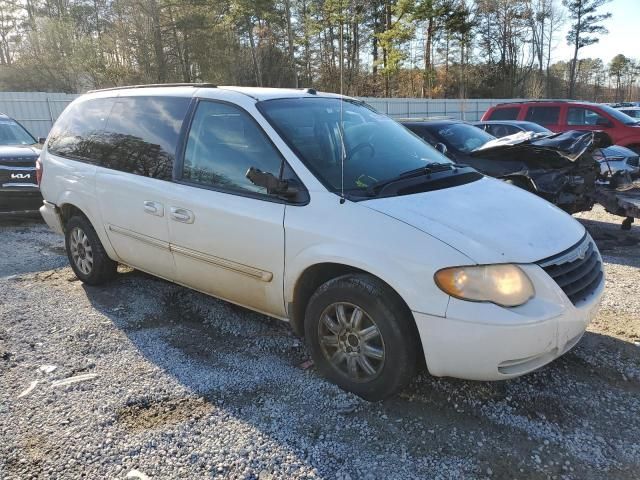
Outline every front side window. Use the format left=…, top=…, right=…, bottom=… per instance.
left=182, top=101, right=284, bottom=194
left=47, top=98, right=113, bottom=160
left=486, top=124, right=519, bottom=138
left=258, top=97, right=452, bottom=193
left=99, top=96, right=190, bottom=180
left=0, top=119, right=36, bottom=145
left=525, top=106, right=560, bottom=125
left=430, top=123, right=494, bottom=153
left=567, top=107, right=609, bottom=126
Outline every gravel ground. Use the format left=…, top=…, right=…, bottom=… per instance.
left=1, top=206, right=639, bottom=480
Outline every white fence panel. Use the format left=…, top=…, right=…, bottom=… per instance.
left=0, top=92, right=79, bottom=138
left=357, top=97, right=527, bottom=121
left=0, top=92, right=528, bottom=137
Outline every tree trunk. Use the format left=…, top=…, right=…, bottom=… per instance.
left=568, top=2, right=583, bottom=98
left=422, top=17, right=434, bottom=98
left=383, top=0, right=391, bottom=97
left=149, top=0, right=166, bottom=83
left=247, top=20, right=262, bottom=87
left=284, top=0, right=297, bottom=87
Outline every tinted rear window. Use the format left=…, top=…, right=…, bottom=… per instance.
left=525, top=106, right=560, bottom=125
left=48, top=98, right=113, bottom=160
left=48, top=96, right=190, bottom=181
left=98, top=96, right=190, bottom=180
left=488, top=107, right=519, bottom=120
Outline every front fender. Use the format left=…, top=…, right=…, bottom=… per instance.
left=285, top=242, right=453, bottom=315
left=284, top=193, right=470, bottom=317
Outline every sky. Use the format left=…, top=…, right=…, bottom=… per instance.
left=552, top=0, right=640, bottom=64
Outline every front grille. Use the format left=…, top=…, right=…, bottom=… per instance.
left=537, top=234, right=603, bottom=305
left=626, top=156, right=639, bottom=167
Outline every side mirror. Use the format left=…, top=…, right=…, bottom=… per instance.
left=246, top=166, right=309, bottom=203
left=434, top=143, right=448, bottom=156
left=246, top=167, right=288, bottom=194
left=38, top=137, right=46, bottom=144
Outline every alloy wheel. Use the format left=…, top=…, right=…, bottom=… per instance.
left=318, top=302, right=385, bottom=382
left=69, top=226, right=94, bottom=275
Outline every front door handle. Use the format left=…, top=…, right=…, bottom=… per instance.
left=170, top=207, right=195, bottom=224
left=143, top=200, right=164, bottom=217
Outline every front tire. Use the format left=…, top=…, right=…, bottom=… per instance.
left=304, top=274, right=418, bottom=401
left=65, top=215, right=117, bottom=285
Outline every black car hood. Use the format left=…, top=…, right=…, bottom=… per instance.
left=463, top=130, right=604, bottom=214
left=471, top=130, right=611, bottom=165
left=0, top=145, right=41, bottom=159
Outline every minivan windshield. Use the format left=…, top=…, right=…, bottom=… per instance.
left=258, top=97, right=453, bottom=194
left=0, top=119, right=36, bottom=145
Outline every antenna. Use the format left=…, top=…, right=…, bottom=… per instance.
left=339, top=5, right=346, bottom=205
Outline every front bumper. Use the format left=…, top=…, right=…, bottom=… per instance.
left=414, top=263, right=604, bottom=380
left=0, top=186, right=42, bottom=215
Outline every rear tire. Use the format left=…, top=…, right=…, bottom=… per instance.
left=65, top=215, right=117, bottom=285
left=304, top=274, right=418, bottom=401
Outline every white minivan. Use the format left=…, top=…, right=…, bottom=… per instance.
left=38, top=85, right=604, bottom=400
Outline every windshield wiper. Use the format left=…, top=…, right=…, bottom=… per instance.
left=365, top=162, right=456, bottom=196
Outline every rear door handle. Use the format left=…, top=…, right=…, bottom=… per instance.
left=143, top=200, right=164, bottom=217
left=170, top=207, right=195, bottom=224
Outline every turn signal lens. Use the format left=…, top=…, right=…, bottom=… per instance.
left=435, top=264, right=534, bottom=307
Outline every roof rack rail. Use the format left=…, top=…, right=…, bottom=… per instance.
left=87, top=83, right=217, bottom=93
left=495, top=99, right=578, bottom=106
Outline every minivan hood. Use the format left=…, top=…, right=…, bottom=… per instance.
left=361, top=176, right=585, bottom=264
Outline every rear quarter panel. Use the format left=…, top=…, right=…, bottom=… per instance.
left=41, top=153, right=118, bottom=259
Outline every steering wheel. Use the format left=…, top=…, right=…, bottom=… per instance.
left=345, top=142, right=375, bottom=163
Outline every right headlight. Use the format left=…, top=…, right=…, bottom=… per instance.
left=434, top=264, right=535, bottom=307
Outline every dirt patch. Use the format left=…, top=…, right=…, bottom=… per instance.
left=590, top=311, right=640, bottom=341
left=116, top=396, right=213, bottom=432
left=39, top=246, right=66, bottom=256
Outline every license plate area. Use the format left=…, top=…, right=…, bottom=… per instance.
left=0, top=164, right=36, bottom=186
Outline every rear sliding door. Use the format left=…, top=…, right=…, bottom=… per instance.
left=95, top=95, right=191, bottom=280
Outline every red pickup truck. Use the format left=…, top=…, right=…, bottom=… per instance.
left=482, top=100, right=640, bottom=153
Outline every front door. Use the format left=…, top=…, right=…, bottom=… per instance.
left=166, top=100, right=287, bottom=317
left=565, top=106, right=613, bottom=133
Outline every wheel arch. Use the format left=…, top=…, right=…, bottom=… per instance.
left=56, top=196, right=118, bottom=260
left=289, top=263, right=423, bottom=358
left=58, top=203, right=89, bottom=228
